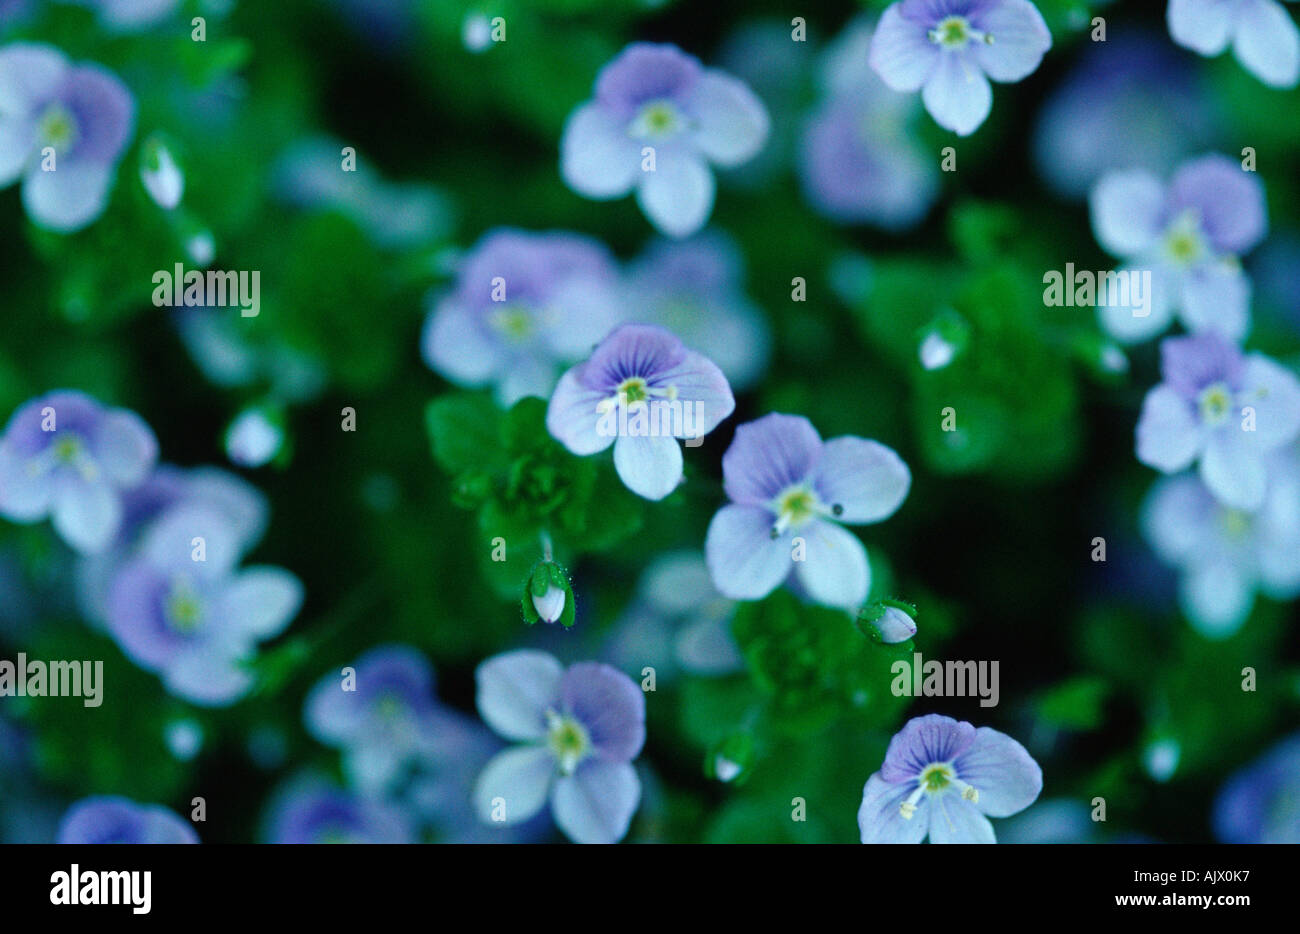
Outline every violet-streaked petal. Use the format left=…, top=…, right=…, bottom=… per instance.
left=704, top=503, right=792, bottom=600
left=880, top=713, right=978, bottom=782
left=475, top=650, right=564, bottom=742
left=952, top=726, right=1044, bottom=817
left=721, top=413, right=822, bottom=505
left=560, top=662, right=646, bottom=762
left=811, top=437, right=911, bottom=524
left=551, top=758, right=640, bottom=844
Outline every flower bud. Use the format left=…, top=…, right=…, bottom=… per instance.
left=522, top=560, right=575, bottom=628
left=857, top=599, right=918, bottom=644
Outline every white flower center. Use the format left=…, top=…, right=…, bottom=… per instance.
left=629, top=99, right=687, bottom=141
left=488, top=304, right=535, bottom=342
left=1198, top=382, right=1233, bottom=426
left=37, top=103, right=79, bottom=151
left=899, top=762, right=980, bottom=819
left=28, top=431, right=98, bottom=482
left=546, top=711, right=591, bottom=776
left=1163, top=210, right=1210, bottom=267
left=768, top=484, right=839, bottom=538
left=928, top=16, right=992, bottom=49
left=165, top=581, right=204, bottom=634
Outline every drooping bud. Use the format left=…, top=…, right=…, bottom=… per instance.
left=522, top=560, right=575, bottom=628
left=140, top=134, right=185, bottom=210
left=856, top=598, right=918, bottom=644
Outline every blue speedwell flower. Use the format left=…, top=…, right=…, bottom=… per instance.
left=704, top=413, right=910, bottom=610
left=800, top=16, right=940, bottom=230
left=1090, top=154, right=1268, bottom=344
left=868, top=0, right=1052, bottom=137
left=105, top=503, right=302, bottom=706
left=1214, top=732, right=1300, bottom=843
left=58, top=796, right=198, bottom=844
left=1168, top=0, right=1299, bottom=88
left=473, top=650, right=646, bottom=844
left=421, top=228, right=623, bottom=405
left=0, top=391, right=157, bottom=554
left=1136, top=334, right=1300, bottom=510
left=1142, top=451, right=1300, bottom=637
left=546, top=324, right=734, bottom=501
left=624, top=231, right=770, bottom=391
left=0, top=43, right=134, bottom=232
left=263, top=775, right=415, bottom=844
left=858, top=714, right=1042, bottom=843
left=560, top=42, right=769, bottom=238
left=305, top=644, right=446, bottom=797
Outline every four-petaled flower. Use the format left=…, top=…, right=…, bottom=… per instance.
left=705, top=413, right=910, bottom=610
left=0, top=42, right=135, bottom=231
left=547, top=323, right=734, bottom=501
left=1090, top=154, right=1268, bottom=344
left=1168, top=0, right=1300, bottom=89
left=57, top=796, right=198, bottom=844
left=858, top=714, right=1042, bottom=843
left=473, top=650, right=645, bottom=844
left=869, top=0, right=1052, bottom=136
left=0, top=390, right=157, bottom=554
left=1136, top=334, right=1300, bottom=510
left=561, top=42, right=769, bottom=238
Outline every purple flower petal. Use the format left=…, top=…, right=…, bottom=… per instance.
left=1178, top=263, right=1251, bottom=341
left=921, top=51, right=992, bottom=136
left=1090, top=169, right=1165, bottom=258
left=869, top=4, right=939, bottom=92
left=812, top=437, right=911, bottom=523
left=560, top=102, right=640, bottom=198
left=928, top=793, right=995, bottom=842
left=791, top=518, right=870, bottom=609
left=421, top=299, right=507, bottom=386
left=1167, top=154, right=1267, bottom=254
left=650, top=348, right=735, bottom=437
left=594, top=43, right=701, bottom=117
left=21, top=161, right=113, bottom=233
left=971, top=0, right=1052, bottom=82
left=1098, top=263, right=1176, bottom=343
left=686, top=70, right=769, bottom=167
left=721, top=413, right=823, bottom=506
left=705, top=503, right=793, bottom=600
left=93, top=408, right=157, bottom=487
left=473, top=745, right=554, bottom=825
left=164, top=649, right=254, bottom=706
left=1239, top=354, right=1300, bottom=448
left=560, top=662, right=646, bottom=763
left=551, top=758, right=640, bottom=844
left=1136, top=385, right=1201, bottom=472
left=217, top=566, right=302, bottom=640
left=858, top=773, right=929, bottom=844
left=0, top=42, right=68, bottom=114
left=546, top=366, right=616, bottom=456
left=952, top=726, right=1044, bottom=817
left=476, top=650, right=564, bottom=742
left=880, top=713, right=977, bottom=782
left=51, top=477, right=119, bottom=553
left=58, top=796, right=198, bottom=844
left=635, top=150, right=714, bottom=238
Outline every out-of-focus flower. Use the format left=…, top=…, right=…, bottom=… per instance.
left=858, top=714, right=1042, bottom=843
left=263, top=776, right=415, bottom=843
left=1090, top=154, right=1267, bottom=344
left=305, top=645, right=443, bottom=796
left=869, top=0, right=1051, bottom=136
left=1137, top=334, right=1300, bottom=510
left=0, top=391, right=157, bottom=554
left=139, top=134, right=183, bottom=209
left=560, top=43, right=769, bottom=238
left=1032, top=32, right=1215, bottom=200
left=1214, top=733, right=1300, bottom=843
left=624, top=231, right=770, bottom=390
left=57, top=796, right=198, bottom=844
left=105, top=504, right=302, bottom=705
left=800, top=16, right=939, bottom=229
left=1142, top=452, right=1300, bottom=637
left=0, top=43, right=134, bottom=232
left=1168, top=0, right=1299, bottom=88
left=705, top=413, right=910, bottom=609
left=58, top=0, right=179, bottom=32
left=474, top=650, right=645, bottom=844
left=546, top=324, right=734, bottom=501
left=421, top=228, right=623, bottom=405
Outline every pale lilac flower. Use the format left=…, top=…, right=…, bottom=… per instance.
left=0, top=43, right=134, bottom=232
left=0, top=391, right=157, bottom=554
left=546, top=324, right=734, bottom=501
left=105, top=504, right=302, bottom=706
left=473, top=650, right=645, bottom=844
left=421, top=228, right=623, bottom=405
left=1032, top=33, right=1214, bottom=200
left=305, top=645, right=443, bottom=796
left=1136, top=334, right=1300, bottom=510
left=1214, top=733, right=1300, bottom=843
left=263, top=776, right=415, bottom=844
left=624, top=232, right=770, bottom=390
left=800, top=16, right=940, bottom=229
left=858, top=714, right=1042, bottom=843
left=1090, top=154, right=1267, bottom=343
left=705, top=413, right=910, bottom=610
left=869, top=0, right=1052, bottom=136
left=58, top=796, right=198, bottom=844
left=560, top=43, right=769, bottom=238
left=1142, top=452, right=1300, bottom=637
left=1169, top=0, right=1300, bottom=88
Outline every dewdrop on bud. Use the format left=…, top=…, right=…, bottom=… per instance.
left=140, top=135, right=184, bottom=210
left=917, top=310, right=970, bottom=372
left=857, top=599, right=918, bottom=644
left=705, top=733, right=755, bottom=784
left=522, top=560, right=575, bottom=628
